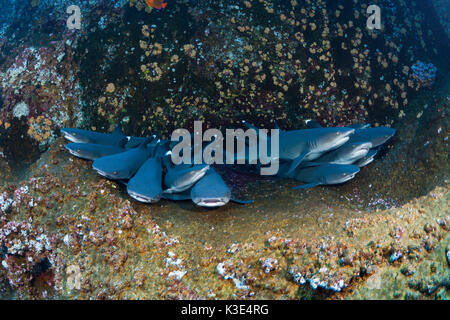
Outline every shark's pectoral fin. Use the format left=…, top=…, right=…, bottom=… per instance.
left=286, top=152, right=308, bottom=175
left=231, top=198, right=254, bottom=205
left=292, top=182, right=320, bottom=190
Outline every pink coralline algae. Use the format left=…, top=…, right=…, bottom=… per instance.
left=0, top=220, right=58, bottom=294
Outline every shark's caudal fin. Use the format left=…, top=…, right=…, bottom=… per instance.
left=231, top=198, right=254, bottom=205
left=286, top=152, right=307, bottom=175
left=292, top=182, right=320, bottom=190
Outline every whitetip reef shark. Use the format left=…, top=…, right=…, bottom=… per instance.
left=244, top=121, right=355, bottom=175
left=301, top=141, right=373, bottom=166
left=92, top=136, right=156, bottom=180
left=65, top=142, right=126, bottom=161
left=163, top=152, right=210, bottom=194
left=126, top=142, right=166, bottom=203
left=279, top=163, right=361, bottom=189
left=61, top=124, right=127, bottom=147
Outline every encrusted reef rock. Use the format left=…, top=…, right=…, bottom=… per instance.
left=0, top=83, right=448, bottom=299
left=2, top=0, right=449, bottom=153
left=0, top=0, right=449, bottom=300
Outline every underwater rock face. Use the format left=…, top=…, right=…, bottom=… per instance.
left=70, top=0, right=449, bottom=138
left=0, top=0, right=448, bottom=300
left=0, top=135, right=448, bottom=299
left=0, top=0, right=448, bottom=150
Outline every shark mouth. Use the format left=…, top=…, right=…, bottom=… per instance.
left=128, top=192, right=160, bottom=204
left=350, top=148, right=370, bottom=159
left=193, top=198, right=229, bottom=208
left=67, top=149, right=92, bottom=160
left=333, top=130, right=356, bottom=148
left=93, top=169, right=116, bottom=179
left=62, top=133, right=78, bottom=143
left=340, top=173, right=357, bottom=183
left=61, top=131, right=88, bottom=144
left=68, top=149, right=81, bottom=157
left=164, top=166, right=210, bottom=194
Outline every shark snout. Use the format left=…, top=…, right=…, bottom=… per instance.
left=341, top=128, right=355, bottom=137
left=194, top=197, right=229, bottom=208
left=355, top=142, right=373, bottom=153
left=129, top=191, right=161, bottom=204
left=61, top=129, right=89, bottom=143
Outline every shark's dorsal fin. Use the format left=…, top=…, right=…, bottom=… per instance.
left=139, top=135, right=156, bottom=149
left=162, top=150, right=174, bottom=169
left=118, top=137, right=128, bottom=148
left=349, top=123, right=370, bottom=129
left=242, top=120, right=259, bottom=132
left=286, top=152, right=308, bottom=175
left=149, top=139, right=161, bottom=157
left=113, top=123, right=125, bottom=136
left=153, top=139, right=171, bottom=157
left=292, top=182, right=321, bottom=190
left=241, top=120, right=272, bottom=146
left=305, top=120, right=322, bottom=129
left=273, top=120, right=285, bottom=133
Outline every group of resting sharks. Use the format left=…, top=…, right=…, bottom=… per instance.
left=60, top=120, right=395, bottom=208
